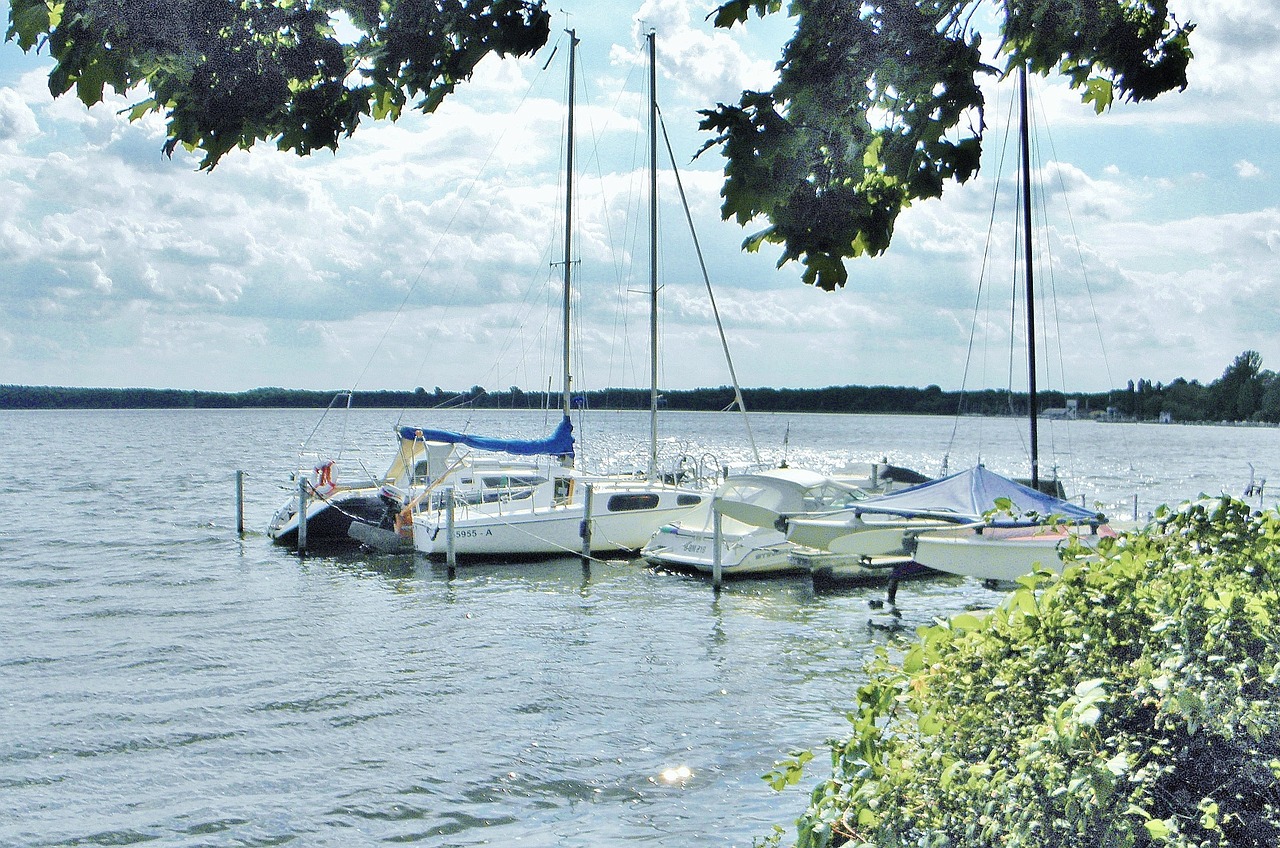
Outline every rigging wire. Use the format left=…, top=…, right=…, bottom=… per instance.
left=1037, top=88, right=1137, bottom=475
left=352, top=32, right=566, bottom=418
left=580, top=54, right=646, bottom=400
left=656, top=104, right=761, bottom=467
left=281, top=27, right=575, bottom=469
left=947, top=81, right=1019, bottom=473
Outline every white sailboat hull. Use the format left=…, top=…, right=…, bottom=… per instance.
left=413, top=483, right=703, bottom=559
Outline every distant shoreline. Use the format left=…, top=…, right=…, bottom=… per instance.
left=3, top=384, right=1275, bottom=427
left=0, top=382, right=1148, bottom=421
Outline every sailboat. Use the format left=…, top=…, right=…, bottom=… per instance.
left=786, top=67, right=1114, bottom=583
left=906, top=66, right=1116, bottom=583
left=266, top=393, right=573, bottom=550
left=409, top=31, right=706, bottom=561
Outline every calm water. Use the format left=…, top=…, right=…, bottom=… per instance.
left=2, top=408, right=1275, bottom=846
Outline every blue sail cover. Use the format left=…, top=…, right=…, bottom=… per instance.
left=851, top=464, right=1101, bottom=525
left=398, top=415, right=575, bottom=458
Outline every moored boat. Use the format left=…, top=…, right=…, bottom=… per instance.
left=642, top=467, right=874, bottom=578
left=911, top=521, right=1116, bottom=585
left=268, top=422, right=556, bottom=551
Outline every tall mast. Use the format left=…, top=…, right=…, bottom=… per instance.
left=647, top=30, right=659, bottom=481
left=1018, top=63, right=1039, bottom=489
left=561, top=30, right=579, bottom=467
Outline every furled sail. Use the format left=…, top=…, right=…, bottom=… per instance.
left=398, top=415, right=574, bottom=458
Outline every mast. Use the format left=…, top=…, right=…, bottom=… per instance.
left=647, top=30, right=659, bottom=481
left=1018, top=63, right=1039, bottom=490
left=561, top=30, right=579, bottom=467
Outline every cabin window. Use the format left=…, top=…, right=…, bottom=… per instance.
left=607, top=493, right=660, bottom=512
left=482, top=475, right=547, bottom=488
left=676, top=494, right=703, bottom=507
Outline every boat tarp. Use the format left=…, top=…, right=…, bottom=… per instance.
left=849, top=464, right=1101, bottom=524
left=398, top=415, right=575, bottom=458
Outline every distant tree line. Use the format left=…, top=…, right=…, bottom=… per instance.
left=1113, top=350, right=1280, bottom=423
left=3, top=351, right=1277, bottom=424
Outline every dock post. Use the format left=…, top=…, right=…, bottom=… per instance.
left=235, top=471, right=245, bottom=536
left=296, top=478, right=308, bottom=552
left=712, top=508, right=723, bottom=591
left=580, top=483, right=594, bottom=569
left=445, top=487, right=457, bottom=569
left=1132, top=493, right=1138, bottom=522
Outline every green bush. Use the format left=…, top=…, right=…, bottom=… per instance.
left=770, top=497, right=1280, bottom=847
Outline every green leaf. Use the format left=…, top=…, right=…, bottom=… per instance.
left=8, top=0, right=58, bottom=51
left=1082, top=77, right=1114, bottom=114
left=127, top=98, right=158, bottom=121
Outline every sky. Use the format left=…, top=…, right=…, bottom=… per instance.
left=1, top=0, right=1278, bottom=395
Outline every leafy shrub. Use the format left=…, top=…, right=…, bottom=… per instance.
left=770, top=497, right=1280, bottom=847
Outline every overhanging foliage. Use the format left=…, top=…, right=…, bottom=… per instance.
left=699, top=0, right=1195, bottom=290
left=6, top=0, right=551, bottom=169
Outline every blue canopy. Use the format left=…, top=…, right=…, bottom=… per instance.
left=398, top=415, right=574, bottom=458
left=849, top=464, right=1101, bottom=525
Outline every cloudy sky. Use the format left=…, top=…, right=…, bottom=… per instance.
left=1, top=0, right=1277, bottom=395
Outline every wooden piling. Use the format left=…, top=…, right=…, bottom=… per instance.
left=712, top=508, right=723, bottom=591
left=445, top=486, right=456, bottom=569
left=235, top=471, right=245, bottom=535
left=580, top=483, right=594, bottom=567
left=297, top=478, right=308, bottom=552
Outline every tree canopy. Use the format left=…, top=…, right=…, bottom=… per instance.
left=699, top=0, right=1195, bottom=290
left=6, top=0, right=551, bottom=169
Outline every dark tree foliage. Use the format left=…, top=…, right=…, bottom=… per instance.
left=698, top=0, right=1194, bottom=290
left=5, top=352, right=1275, bottom=424
left=6, top=0, right=551, bottom=169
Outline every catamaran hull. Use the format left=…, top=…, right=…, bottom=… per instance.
left=268, top=488, right=390, bottom=549
left=912, top=525, right=1112, bottom=584
left=787, top=517, right=961, bottom=557
left=791, top=551, right=932, bottom=590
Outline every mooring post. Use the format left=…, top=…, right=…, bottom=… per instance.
left=712, top=507, right=723, bottom=591
left=235, top=470, right=245, bottom=536
left=1132, top=493, right=1138, bottom=522
left=580, top=483, right=594, bottom=567
left=445, top=486, right=457, bottom=569
left=296, top=478, right=308, bottom=552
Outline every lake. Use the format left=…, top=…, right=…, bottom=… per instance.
left=1, top=407, right=1275, bottom=846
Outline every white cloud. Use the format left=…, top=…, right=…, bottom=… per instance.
left=0, top=87, right=38, bottom=145
left=1235, top=159, right=1263, bottom=179
left=611, top=0, right=780, bottom=101
left=2, top=1, right=1279, bottom=393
